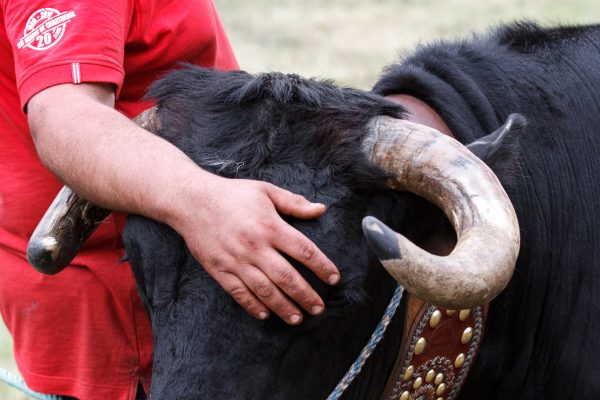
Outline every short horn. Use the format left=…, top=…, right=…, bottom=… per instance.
left=362, top=116, right=520, bottom=309
left=27, top=107, right=159, bottom=274
left=27, top=187, right=112, bottom=274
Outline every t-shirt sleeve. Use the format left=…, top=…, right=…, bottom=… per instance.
left=2, top=0, right=134, bottom=108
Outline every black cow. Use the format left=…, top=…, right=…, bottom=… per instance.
left=123, top=65, right=522, bottom=399
left=120, top=22, right=600, bottom=400
left=124, top=70, right=429, bottom=400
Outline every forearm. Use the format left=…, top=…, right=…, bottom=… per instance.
left=27, top=83, right=215, bottom=229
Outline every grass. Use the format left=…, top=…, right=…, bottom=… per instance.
left=0, top=324, right=28, bottom=399
left=1, top=1, right=598, bottom=398
left=216, top=0, right=600, bottom=88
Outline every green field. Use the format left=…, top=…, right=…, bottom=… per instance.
left=1, top=1, right=598, bottom=398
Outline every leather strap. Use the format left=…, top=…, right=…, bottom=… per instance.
left=379, top=95, right=489, bottom=400
left=381, top=298, right=488, bottom=400
left=386, top=94, right=453, bottom=137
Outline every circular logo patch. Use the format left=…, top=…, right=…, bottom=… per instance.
left=17, top=8, right=77, bottom=51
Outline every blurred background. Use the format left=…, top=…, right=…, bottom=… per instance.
left=1, top=0, right=598, bottom=398
left=220, top=0, right=600, bottom=88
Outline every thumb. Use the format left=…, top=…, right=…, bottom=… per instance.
left=266, top=184, right=326, bottom=219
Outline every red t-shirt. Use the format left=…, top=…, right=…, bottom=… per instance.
left=0, top=1, right=238, bottom=398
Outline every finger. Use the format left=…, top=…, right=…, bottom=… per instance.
left=273, top=224, right=340, bottom=286
left=216, top=272, right=270, bottom=320
left=258, top=250, right=325, bottom=316
left=238, top=265, right=304, bottom=325
left=265, top=184, right=326, bottom=219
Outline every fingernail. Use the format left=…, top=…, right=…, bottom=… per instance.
left=289, top=314, right=302, bottom=324
left=310, top=202, right=324, bottom=207
left=311, top=305, right=324, bottom=315
left=328, top=274, right=340, bottom=285
left=258, top=311, right=269, bottom=320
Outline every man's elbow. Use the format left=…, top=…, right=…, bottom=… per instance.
left=26, top=83, right=116, bottom=173
left=27, top=91, right=59, bottom=172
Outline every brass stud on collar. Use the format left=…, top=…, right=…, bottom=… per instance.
left=459, top=309, right=471, bottom=321
left=429, top=310, right=442, bottom=328
left=413, top=377, right=423, bottom=389
left=461, top=327, right=473, bottom=344
left=403, top=365, right=414, bottom=381
left=425, top=369, right=435, bottom=383
left=455, top=353, right=466, bottom=368
left=414, top=337, right=426, bottom=355
left=434, top=373, right=444, bottom=385
left=436, top=383, right=447, bottom=396
left=399, top=391, right=410, bottom=400
left=436, top=398, right=444, bottom=400
left=446, top=309, right=456, bottom=316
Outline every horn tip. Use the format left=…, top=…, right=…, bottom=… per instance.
left=362, top=216, right=402, bottom=261
left=27, top=236, right=63, bottom=275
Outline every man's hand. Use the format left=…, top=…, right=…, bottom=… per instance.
left=28, top=82, right=339, bottom=325
left=171, top=177, right=339, bottom=324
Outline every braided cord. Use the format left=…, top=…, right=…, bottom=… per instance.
left=326, top=284, right=404, bottom=400
left=447, top=306, right=484, bottom=400
left=0, top=367, right=63, bottom=400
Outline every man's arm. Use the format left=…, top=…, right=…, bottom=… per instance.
left=27, top=82, right=340, bottom=325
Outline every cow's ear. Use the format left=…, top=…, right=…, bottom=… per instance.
left=467, top=113, right=525, bottom=192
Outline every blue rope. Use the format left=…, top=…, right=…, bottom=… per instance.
left=326, top=283, right=404, bottom=400
left=0, top=367, right=64, bottom=400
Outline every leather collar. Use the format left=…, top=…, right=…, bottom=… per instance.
left=386, top=94, right=453, bottom=138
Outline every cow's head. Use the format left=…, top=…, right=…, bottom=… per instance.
left=120, top=67, right=520, bottom=399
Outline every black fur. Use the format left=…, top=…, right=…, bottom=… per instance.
left=375, top=22, right=600, bottom=399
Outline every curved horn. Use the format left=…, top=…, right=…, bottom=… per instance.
left=27, top=107, right=159, bottom=274
left=362, top=116, right=520, bottom=309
